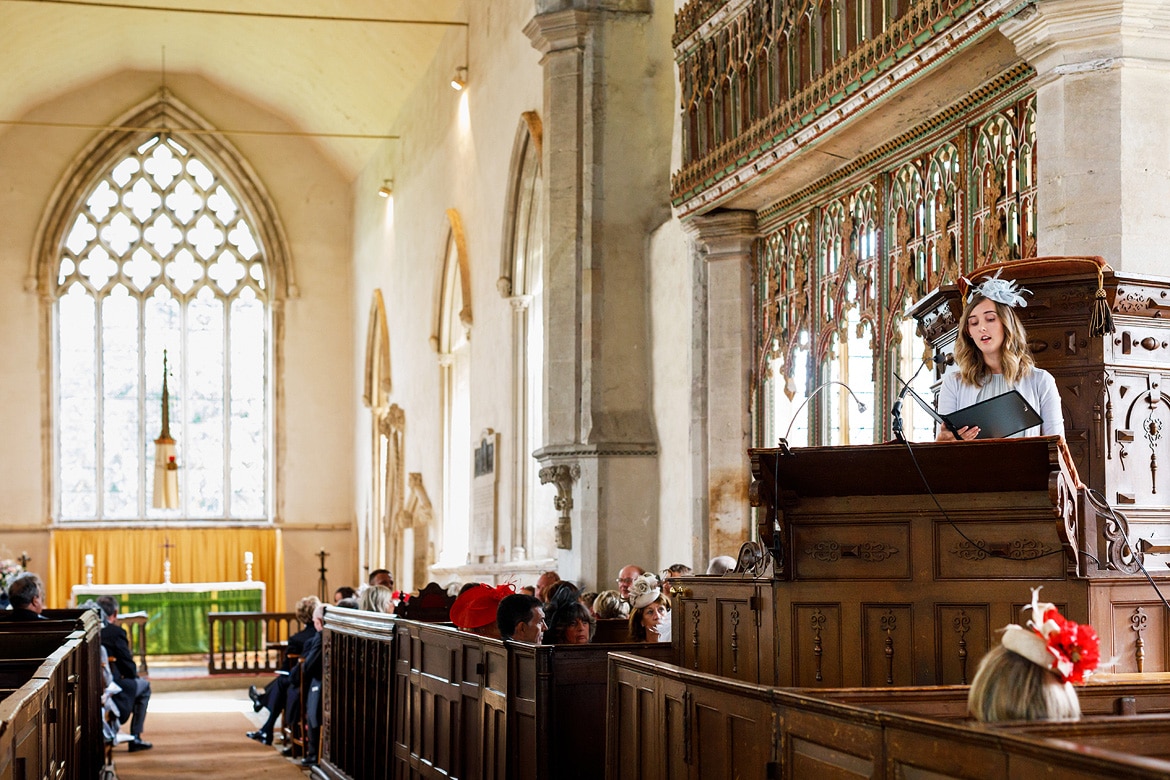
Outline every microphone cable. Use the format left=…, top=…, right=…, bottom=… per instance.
left=895, top=434, right=1074, bottom=565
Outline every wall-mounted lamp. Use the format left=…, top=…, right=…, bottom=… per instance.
left=450, top=66, right=468, bottom=91
left=378, top=179, right=394, bottom=198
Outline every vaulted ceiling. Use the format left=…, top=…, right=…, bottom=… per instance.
left=0, top=0, right=467, bottom=178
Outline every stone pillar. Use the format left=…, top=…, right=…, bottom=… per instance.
left=684, top=211, right=758, bottom=559
left=1001, top=0, right=1170, bottom=274
left=525, top=0, right=669, bottom=588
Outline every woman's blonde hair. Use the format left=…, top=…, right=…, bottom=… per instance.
left=295, top=595, right=321, bottom=624
left=628, top=593, right=672, bottom=642
left=360, top=585, right=394, bottom=614
left=967, top=645, right=1081, bottom=722
left=954, top=295, right=1034, bottom=387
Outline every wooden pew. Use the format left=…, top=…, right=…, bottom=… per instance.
left=317, top=609, right=674, bottom=780
left=607, top=651, right=1170, bottom=779
left=0, top=610, right=104, bottom=780
left=807, top=674, right=1170, bottom=721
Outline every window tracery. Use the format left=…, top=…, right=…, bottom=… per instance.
left=52, top=132, right=270, bottom=521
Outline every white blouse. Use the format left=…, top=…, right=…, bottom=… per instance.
left=936, top=367, right=1065, bottom=439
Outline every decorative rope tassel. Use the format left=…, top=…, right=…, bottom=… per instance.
left=1089, top=265, right=1115, bottom=337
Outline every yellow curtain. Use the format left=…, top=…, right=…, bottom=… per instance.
left=48, top=526, right=285, bottom=612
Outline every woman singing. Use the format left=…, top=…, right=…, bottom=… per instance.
left=937, top=273, right=1064, bottom=441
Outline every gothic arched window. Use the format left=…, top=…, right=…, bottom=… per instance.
left=42, top=97, right=287, bottom=522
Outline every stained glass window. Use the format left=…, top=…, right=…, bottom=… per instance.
left=54, top=134, right=269, bottom=521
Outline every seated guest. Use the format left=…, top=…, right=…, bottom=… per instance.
left=360, top=585, right=394, bottom=613
left=337, top=596, right=360, bottom=609
left=247, top=595, right=320, bottom=736
left=705, top=555, right=736, bottom=575
left=450, top=583, right=514, bottom=638
left=545, top=580, right=579, bottom=606
left=286, top=603, right=326, bottom=766
left=592, top=590, right=627, bottom=619
left=661, top=563, right=692, bottom=584
left=615, top=564, right=645, bottom=603
left=627, top=574, right=671, bottom=643
left=368, top=569, right=394, bottom=590
left=332, top=586, right=357, bottom=604
left=968, top=588, right=1100, bottom=723
left=544, top=598, right=595, bottom=645
left=535, top=570, right=561, bottom=602
left=497, top=593, right=546, bottom=644
left=2, top=572, right=46, bottom=620
left=96, top=596, right=153, bottom=752
left=578, top=590, right=598, bottom=612
left=520, top=585, right=536, bottom=596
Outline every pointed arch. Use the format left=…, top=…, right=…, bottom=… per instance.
left=434, top=208, right=472, bottom=352
left=363, top=289, right=392, bottom=409
left=31, top=88, right=295, bottom=301
left=498, top=111, right=543, bottom=298
left=38, top=89, right=287, bottom=522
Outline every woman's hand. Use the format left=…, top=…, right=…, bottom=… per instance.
left=936, top=425, right=980, bottom=441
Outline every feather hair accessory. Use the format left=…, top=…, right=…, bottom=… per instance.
left=962, top=270, right=1031, bottom=308
left=999, top=587, right=1101, bottom=683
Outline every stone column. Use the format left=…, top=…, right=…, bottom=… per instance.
left=684, top=210, right=759, bottom=559
left=1001, top=0, right=1170, bottom=274
left=525, top=0, right=669, bottom=589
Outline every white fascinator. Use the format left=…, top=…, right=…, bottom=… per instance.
left=628, top=573, right=662, bottom=610
left=962, top=270, right=1031, bottom=308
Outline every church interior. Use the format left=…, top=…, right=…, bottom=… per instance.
left=4, top=0, right=1170, bottom=775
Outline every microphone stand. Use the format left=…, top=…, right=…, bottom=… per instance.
left=781, top=380, right=868, bottom=454
left=891, top=354, right=934, bottom=444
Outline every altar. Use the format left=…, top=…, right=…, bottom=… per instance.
left=72, top=580, right=265, bottom=655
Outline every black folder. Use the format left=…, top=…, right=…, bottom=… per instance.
left=903, top=384, right=1043, bottom=439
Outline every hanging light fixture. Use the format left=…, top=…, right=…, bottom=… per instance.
left=152, top=350, right=180, bottom=509
left=378, top=179, right=394, bottom=198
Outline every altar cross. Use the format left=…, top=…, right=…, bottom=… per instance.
left=18, top=551, right=30, bottom=569
left=161, top=536, right=175, bottom=584
left=317, top=548, right=330, bottom=603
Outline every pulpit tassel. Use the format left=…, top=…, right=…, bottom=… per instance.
left=1089, top=263, right=1115, bottom=337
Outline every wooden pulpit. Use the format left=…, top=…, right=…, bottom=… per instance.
left=671, top=437, right=1170, bottom=688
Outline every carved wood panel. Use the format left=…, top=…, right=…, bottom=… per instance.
left=793, top=604, right=842, bottom=687
left=862, top=604, right=913, bottom=687
left=934, top=604, right=989, bottom=686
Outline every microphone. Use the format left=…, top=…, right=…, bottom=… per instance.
left=781, top=381, right=868, bottom=452
left=892, top=357, right=931, bottom=444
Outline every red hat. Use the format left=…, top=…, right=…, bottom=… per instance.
left=450, top=583, right=515, bottom=630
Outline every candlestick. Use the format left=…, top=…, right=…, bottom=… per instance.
left=84, top=554, right=94, bottom=586
left=85, top=554, right=94, bottom=567
left=244, top=551, right=253, bottom=564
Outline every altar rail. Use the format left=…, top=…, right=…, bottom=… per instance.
left=0, top=610, right=104, bottom=780
left=317, top=607, right=674, bottom=780
left=207, top=611, right=298, bottom=675
left=608, top=652, right=1170, bottom=779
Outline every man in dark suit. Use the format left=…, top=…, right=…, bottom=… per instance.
left=96, top=596, right=153, bottom=752
left=246, top=595, right=320, bottom=746
left=284, top=602, right=325, bottom=766
left=2, top=572, right=47, bottom=620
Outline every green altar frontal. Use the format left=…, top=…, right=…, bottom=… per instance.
left=73, top=581, right=265, bottom=655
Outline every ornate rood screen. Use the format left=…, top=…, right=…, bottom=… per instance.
left=672, top=0, right=1041, bottom=446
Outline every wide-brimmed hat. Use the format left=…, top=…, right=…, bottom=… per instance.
left=450, top=583, right=515, bottom=630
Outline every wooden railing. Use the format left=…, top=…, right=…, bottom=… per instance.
left=0, top=610, right=105, bottom=780
left=207, top=611, right=298, bottom=675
